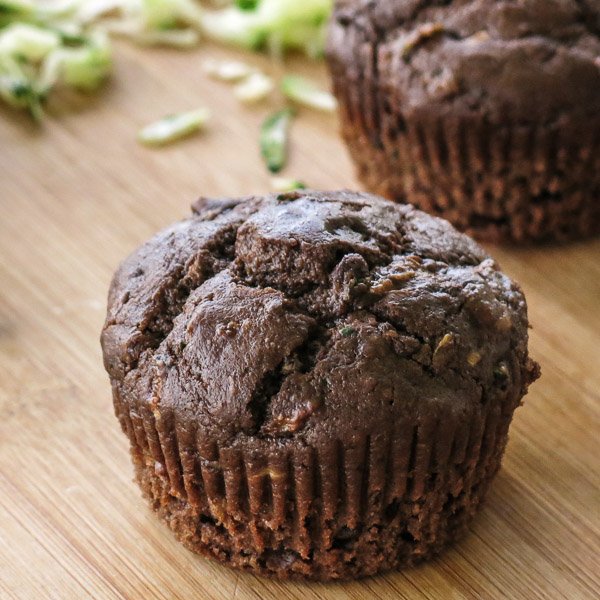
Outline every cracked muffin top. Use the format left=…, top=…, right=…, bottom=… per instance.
left=328, top=0, right=600, bottom=124
left=101, top=191, right=539, bottom=449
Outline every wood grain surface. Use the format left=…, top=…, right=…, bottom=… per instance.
left=1, top=41, right=599, bottom=600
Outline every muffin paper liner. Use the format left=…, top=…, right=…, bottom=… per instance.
left=334, top=83, right=600, bottom=243
left=114, top=388, right=514, bottom=579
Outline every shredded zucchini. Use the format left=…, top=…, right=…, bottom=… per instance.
left=0, top=1, right=38, bottom=30
left=0, top=70, right=44, bottom=120
left=0, top=22, right=60, bottom=60
left=140, top=0, right=203, bottom=30
left=137, top=107, right=210, bottom=146
left=281, top=75, right=337, bottom=112
left=260, top=108, right=294, bottom=173
left=60, top=32, right=111, bottom=90
left=0, top=3, right=112, bottom=120
left=203, top=58, right=254, bottom=81
left=234, top=70, right=272, bottom=103
left=76, top=0, right=203, bottom=47
left=0, top=0, right=336, bottom=135
left=202, top=0, right=333, bottom=58
left=270, top=176, right=306, bottom=192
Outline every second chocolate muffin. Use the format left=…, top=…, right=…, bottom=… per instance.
left=101, top=191, right=539, bottom=580
left=327, top=0, right=600, bottom=243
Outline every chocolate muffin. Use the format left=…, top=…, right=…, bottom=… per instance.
left=327, top=0, right=600, bottom=243
left=101, top=190, right=539, bottom=580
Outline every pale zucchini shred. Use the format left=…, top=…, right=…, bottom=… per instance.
left=233, top=71, right=273, bottom=103
left=281, top=74, right=337, bottom=113
left=0, top=5, right=112, bottom=120
left=202, top=58, right=255, bottom=82
left=0, top=22, right=60, bottom=61
left=140, top=0, right=204, bottom=31
left=60, top=32, right=112, bottom=90
left=202, top=0, right=333, bottom=58
left=137, top=107, right=210, bottom=146
left=270, top=176, right=306, bottom=192
left=37, top=32, right=112, bottom=92
left=76, top=0, right=125, bottom=25
left=76, top=0, right=204, bottom=46
left=0, top=0, right=336, bottom=127
left=0, top=69, right=44, bottom=120
left=0, top=23, right=58, bottom=119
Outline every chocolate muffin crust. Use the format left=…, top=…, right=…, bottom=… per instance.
left=102, top=191, right=539, bottom=580
left=327, top=0, right=600, bottom=242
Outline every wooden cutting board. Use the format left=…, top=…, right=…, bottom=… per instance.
left=1, top=40, right=598, bottom=600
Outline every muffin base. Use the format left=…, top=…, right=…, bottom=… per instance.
left=344, top=117, right=600, bottom=243
left=135, top=457, right=502, bottom=581
left=120, top=394, right=515, bottom=580
left=337, top=102, right=600, bottom=244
